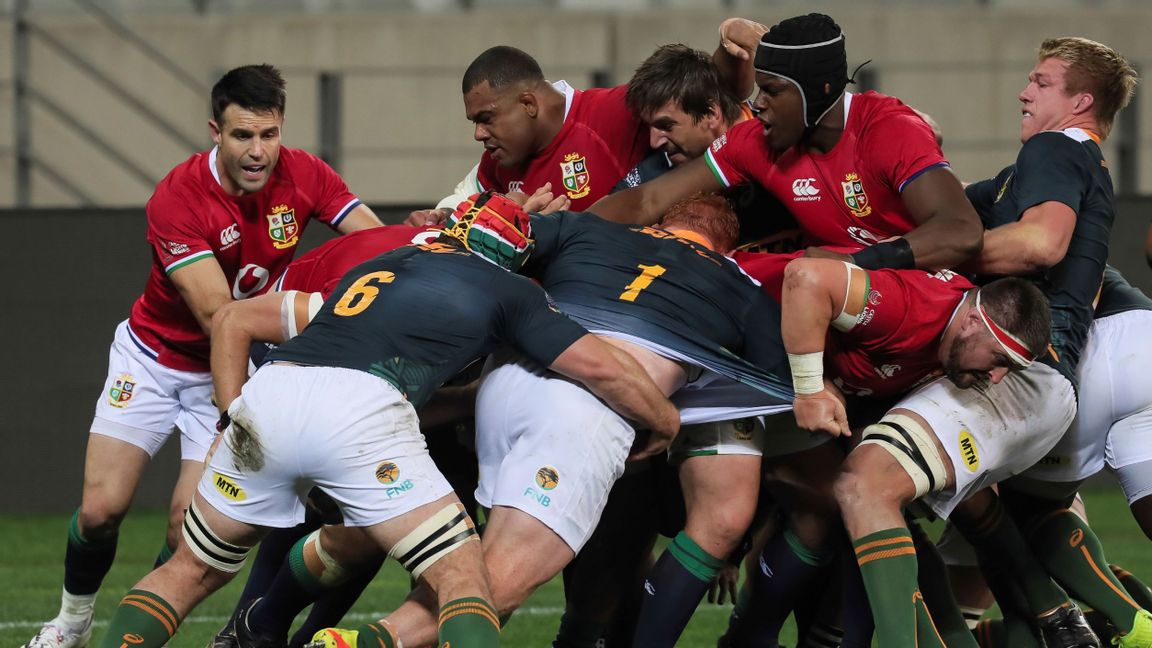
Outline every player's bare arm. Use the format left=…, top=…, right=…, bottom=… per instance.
left=868, top=166, right=984, bottom=271
left=588, top=156, right=721, bottom=225
left=714, top=17, right=769, bottom=101
left=781, top=257, right=861, bottom=437
left=209, top=290, right=315, bottom=411
left=969, top=201, right=1077, bottom=275
left=169, top=256, right=235, bottom=334
left=547, top=334, right=680, bottom=458
left=336, top=204, right=384, bottom=233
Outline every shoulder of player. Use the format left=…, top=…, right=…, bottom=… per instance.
left=1017, top=130, right=1098, bottom=170
left=852, top=92, right=934, bottom=137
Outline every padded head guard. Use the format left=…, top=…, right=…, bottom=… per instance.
left=754, top=13, right=849, bottom=128
left=442, top=191, right=535, bottom=271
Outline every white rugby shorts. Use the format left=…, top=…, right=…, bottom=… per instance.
left=898, top=362, right=1076, bottom=519
left=474, top=357, right=634, bottom=552
left=1017, top=310, right=1152, bottom=503
left=198, top=364, right=453, bottom=529
left=90, top=320, right=216, bottom=460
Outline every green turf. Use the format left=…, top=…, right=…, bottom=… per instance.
left=1, top=488, right=1146, bottom=646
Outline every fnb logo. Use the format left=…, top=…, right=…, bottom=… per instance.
left=523, top=487, right=552, bottom=507
left=384, top=479, right=415, bottom=499
left=220, top=224, right=241, bottom=247
left=791, top=178, right=820, bottom=201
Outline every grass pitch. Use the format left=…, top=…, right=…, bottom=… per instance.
left=1, top=487, right=1147, bottom=646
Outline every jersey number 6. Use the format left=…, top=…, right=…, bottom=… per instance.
left=334, top=271, right=396, bottom=316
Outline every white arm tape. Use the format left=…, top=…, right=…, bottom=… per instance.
left=832, top=261, right=865, bottom=332
left=306, top=291, right=324, bottom=321
left=280, top=290, right=301, bottom=340
left=788, top=351, right=825, bottom=395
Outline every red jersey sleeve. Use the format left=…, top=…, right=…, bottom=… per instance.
left=146, top=181, right=217, bottom=275
left=860, top=108, right=949, bottom=193
left=704, top=119, right=764, bottom=189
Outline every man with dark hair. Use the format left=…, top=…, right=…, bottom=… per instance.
left=94, top=193, right=680, bottom=648
left=406, top=44, right=648, bottom=224
left=21, top=64, right=382, bottom=648
left=591, top=13, right=985, bottom=274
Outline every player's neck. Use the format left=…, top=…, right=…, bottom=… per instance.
left=805, top=99, right=845, bottom=154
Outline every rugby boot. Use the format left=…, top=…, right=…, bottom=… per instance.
left=1037, top=603, right=1101, bottom=648
left=1113, top=609, right=1152, bottom=647
left=206, top=613, right=239, bottom=648
left=232, top=598, right=286, bottom=648
left=305, top=628, right=359, bottom=648
left=21, top=618, right=93, bottom=648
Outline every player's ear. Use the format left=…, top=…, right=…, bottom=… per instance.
left=209, top=119, right=222, bottom=145
left=519, top=90, right=540, bottom=119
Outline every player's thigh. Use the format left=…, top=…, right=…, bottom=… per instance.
left=79, top=434, right=152, bottom=525
left=90, top=321, right=210, bottom=457
left=475, top=358, right=632, bottom=554
left=360, top=493, right=486, bottom=589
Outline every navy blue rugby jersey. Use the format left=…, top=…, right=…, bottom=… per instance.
left=525, top=210, right=792, bottom=399
left=966, top=128, right=1114, bottom=386
left=268, top=241, right=587, bottom=408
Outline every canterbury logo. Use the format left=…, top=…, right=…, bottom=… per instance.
left=791, top=177, right=820, bottom=199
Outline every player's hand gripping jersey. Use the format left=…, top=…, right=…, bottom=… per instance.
left=130, top=147, right=363, bottom=371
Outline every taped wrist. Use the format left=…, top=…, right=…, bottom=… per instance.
left=850, top=238, right=915, bottom=270
left=788, top=351, right=824, bottom=395
left=388, top=502, right=478, bottom=580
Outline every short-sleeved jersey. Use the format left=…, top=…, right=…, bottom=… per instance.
left=275, top=225, right=438, bottom=297
left=269, top=244, right=588, bottom=409
left=825, top=269, right=973, bottom=397
left=475, top=82, right=648, bottom=211
left=966, top=128, right=1114, bottom=386
left=1095, top=265, right=1152, bottom=319
left=129, top=146, right=363, bottom=372
left=704, top=91, right=948, bottom=249
left=525, top=211, right=792, bottom=398
left=726, top=248, right=973, bottom=398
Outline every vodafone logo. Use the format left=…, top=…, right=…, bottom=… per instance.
left=232, top=263, right=270, bottom=299
left=791, top=178, right=820, bottom=201
left=220, top=224, right=241, bottom=248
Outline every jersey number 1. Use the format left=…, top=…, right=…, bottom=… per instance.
left=619, top=264, right=666, bottom=302
left=334, top=271, right=396, bottom=316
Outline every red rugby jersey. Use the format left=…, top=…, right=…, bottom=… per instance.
left=705, top=91, right=947, bottom=248
left=477, top=82, right=648, bottom=211
left=129, top=146, right=362, bottom=372
left=275, top=225, right=438, bottom=297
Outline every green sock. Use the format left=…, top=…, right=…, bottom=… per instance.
left=1032, top=510, right=1140, bottom=632
left=853, top=527, right=920, bottom=647
left=913, top=591, right=950, bottom=648
left=972, top=617, right=1044, bottom=648
left=954, top=494, right=1069, bottom=614
left=438, top=597, right=500, bottom=648
left=152, top=542, right=174, bottom=569
left=99, top=589, right=180, bottom=648
left=350, top=621, right=399, bottom=648
left=1113, top=564, right=1152, bottom=609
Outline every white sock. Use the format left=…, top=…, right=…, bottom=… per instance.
left=56, top=588, right=96, bottom=628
